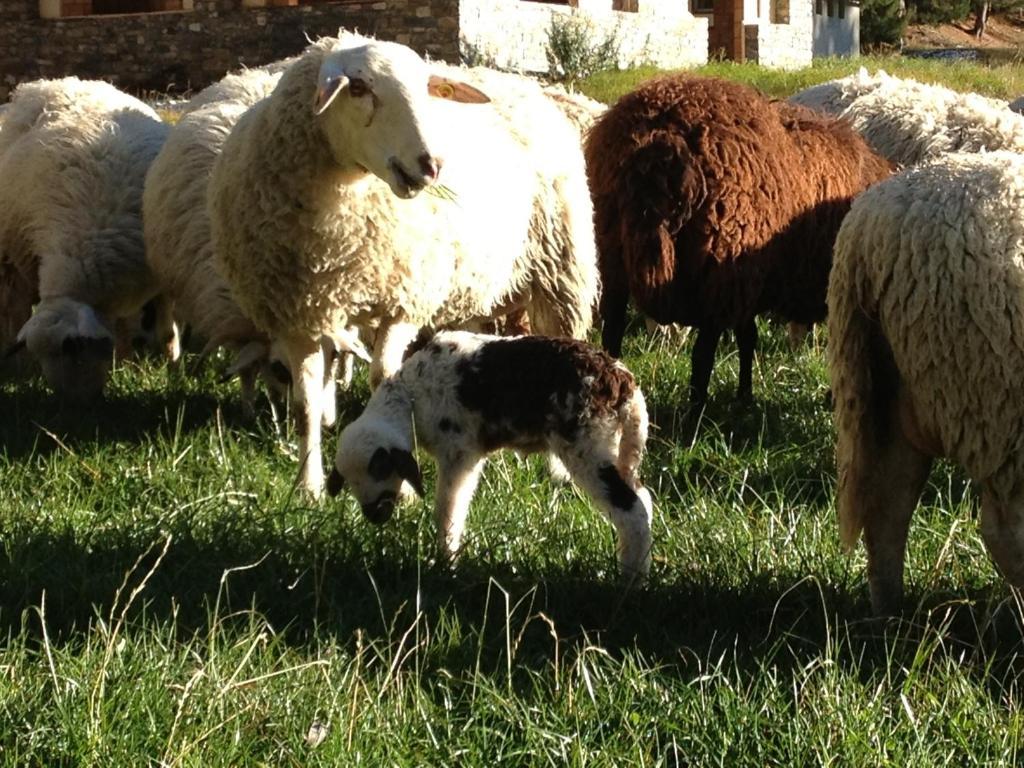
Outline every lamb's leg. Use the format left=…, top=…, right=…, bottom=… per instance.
left=558, top=445, right=653, bottom=581
left=370, top=321, right=419, bottom=389
left=284, top=337, right=326, bottom=498
left=434, top=456, right=485, bottom=560
left=735, top=318, right=757, bottom=403
left=688, top=326, right=722, bottom=409
left=617, top=389, right=649, bottom=488
left=979, top=488, right=1024, bottom=589
left=854, top=416, right=933, bottom=616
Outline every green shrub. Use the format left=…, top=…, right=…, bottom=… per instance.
left=907, top=0, right=971, bottom=23
left=545, top=12, right=620, bottom=84
left=860, top=0, right=908, bottom=48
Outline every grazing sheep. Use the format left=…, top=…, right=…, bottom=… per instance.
left=328, top=331, right=653, bottom=578
left=790, top=68, right=1024, bottom=167
left=586, top=75, right=890, bottom=407
left=210, top=33, right=598, bottom=495
left=829, top=150, right=1024, bottom=614
left=0, top=77, right=171, bottom=399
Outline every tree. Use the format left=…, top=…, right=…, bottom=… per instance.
left=973, top=0, right=990, bottom=36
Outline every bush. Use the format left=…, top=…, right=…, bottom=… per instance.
left=860, top=0, right=908, bottom=48
left=907, top=0, right=971, bottom=24
left=545, top=12, right=620, bottom=84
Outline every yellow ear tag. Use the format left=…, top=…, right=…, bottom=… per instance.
left=436, top=82, right=455, bottom=99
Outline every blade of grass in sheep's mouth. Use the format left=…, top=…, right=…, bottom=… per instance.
left=426, top=183, right=458, bottom=202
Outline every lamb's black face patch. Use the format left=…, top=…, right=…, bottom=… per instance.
left=368, top=447, right=393, bottom=481
left=454, top=337, right=636, bottom=449
left=597, top=464, right=639, bottom=510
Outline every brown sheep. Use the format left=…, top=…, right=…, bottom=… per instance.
left=585, top=75, right=891, bottom=407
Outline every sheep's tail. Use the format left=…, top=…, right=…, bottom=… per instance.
left=617, top=130, right=707, bottom=319
left=828, top=223, right=880, bottom=552
left=617, top=381, right=649, bottom=489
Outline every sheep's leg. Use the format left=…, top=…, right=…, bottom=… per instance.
left=600, top=287, right=630, bottom=359
left=152, top=295, right=181, bottom=363
left=370, top=321, right=419, bottom=389
left=856, top=418, right=932, bottom=615
left=434, top=457, right=485, bottom=560
left=239, top=365, right=259, bottom=416
left=980, top=489, right=1024, bottom=590
left=558, top=445, right=653, bottom=580
left=688, top=327, right=722, bottom=409
left=284, top=337, right=326, bottom=498
left=320, top=338, right=339, bottom=429
left=735, top=318, right=757, bottom=403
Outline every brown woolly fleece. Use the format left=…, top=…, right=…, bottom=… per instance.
left=585, top=75, right=891, bottom=405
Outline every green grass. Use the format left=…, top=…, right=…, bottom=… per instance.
left=7, top=58, right=1024, bottom=765
left=2, top=319, right=1023, bottom=765
left=579, top=54, right=1024, bottom=103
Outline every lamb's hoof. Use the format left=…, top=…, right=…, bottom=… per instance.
left=547, top=454, right=572, bottom=485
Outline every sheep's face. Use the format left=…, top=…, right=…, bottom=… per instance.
left=328, top=418, right=424, bottom=525
left=11, top=298, right=114, bottom=401
left=314, top=37, right=490, bottom=200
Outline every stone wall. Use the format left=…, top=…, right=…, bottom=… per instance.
left=459, top=0, right=708, bottom=74
left=0, top=0, right=460, bottom=100
left=752, top=0, right=813, bottom=69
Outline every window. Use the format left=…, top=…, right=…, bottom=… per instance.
left=691, top=0, right=714, bottom=14
left=771, top=0, right=788, bottom=23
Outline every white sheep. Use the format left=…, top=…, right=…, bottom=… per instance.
left=145, top=68, right=369, bottom=419
left=828, top=150, right=1024, bottom=614
left=181, top=58, right=297, bottom=116
left=209, top=33, right=599, bottom=496
left=0, top=77, right=173, bottom=399
left=790, top=68, right=1024, bottom=167
left=328, top=331, right=653, bottom=578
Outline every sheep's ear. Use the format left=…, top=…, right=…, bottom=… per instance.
left=326, top=467, right=346, bottom=498
left=428, top=75, right=490, bottom=105
left=221, top=340, right=270, bottom=383
left=3, top=339, right=25, bottom=359
left=315, top=58, right=350, bottom=115
left=335, top=327, right=372, bottom=364
left=390, top=448, right=424, bottom=498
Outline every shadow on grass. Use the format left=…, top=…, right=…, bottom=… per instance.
left=0, top=370, right=285, bottom=462
left=2, top=510, right=1021, bottom=695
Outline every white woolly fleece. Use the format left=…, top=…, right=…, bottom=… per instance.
left=0, top=77, right=168, bottom=391
left=209, top=37, right=597, bottom=347
left=829, top=150, right=1024, bottom=544
left=791, top=69, right=1024, bottom=167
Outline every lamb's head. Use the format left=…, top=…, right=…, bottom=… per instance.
left=314, top=33, right=491, bottom=199
left=6, top=298, right=114, bottom=400
left=328, top=411, right=424, bottom=525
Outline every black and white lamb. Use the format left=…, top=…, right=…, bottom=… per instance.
left=327, top=331, right=654, bottom=578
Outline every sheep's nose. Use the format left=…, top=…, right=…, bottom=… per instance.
left=418, top=153, right=442, bottom=181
